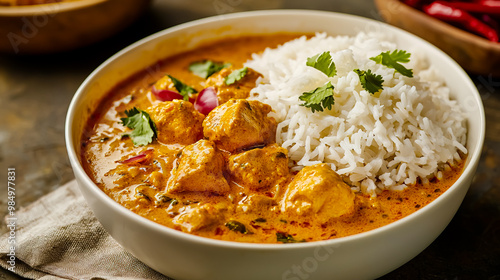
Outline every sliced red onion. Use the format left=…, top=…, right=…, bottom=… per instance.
left=118, top=149, right=153, bottom=164
left=194, top=87, right=218, bottom=115
left=151, top=85, right=183, bottom=101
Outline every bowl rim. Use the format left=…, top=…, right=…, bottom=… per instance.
left=65, top=9, right=486, bottom=250
left=0, top=0, right=107, bottom=16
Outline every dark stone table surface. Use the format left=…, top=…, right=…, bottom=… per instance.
left=0, top=0, right=499, bottom=279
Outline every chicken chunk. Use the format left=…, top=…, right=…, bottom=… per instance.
left=173, top=204, right=225, bottom=233
left=166, top=140, right=230, bottom=195
left=228, top=144, right=289, bottom=191
left=280, top=163, right=355, bottom=224
left=147, top=100, right=204, bottom=145
left=203, top=99, right=276, bottom=152
left=205, top=66, right=262, bottom=104
left=236, top=194, right=278, bottom=216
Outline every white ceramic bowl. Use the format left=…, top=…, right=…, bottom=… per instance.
left=65, top=10, right=485, bottom=280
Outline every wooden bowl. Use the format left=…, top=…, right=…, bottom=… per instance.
left=0, top=0, right=151, bottom=54
left=374, top=0, right=500, bottom=76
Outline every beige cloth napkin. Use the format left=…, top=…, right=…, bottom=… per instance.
left=0, top=180, right=173, bottom=280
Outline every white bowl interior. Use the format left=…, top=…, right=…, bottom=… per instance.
left=65, top=10, right=485, bottom=280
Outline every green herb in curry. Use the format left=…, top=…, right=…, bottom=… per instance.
left=189, top=60, right=231, bottom=79
left=225, top=220, right=251, bottom=234
left=225, top=67, right=248, bottom=85
left=167, top=75, right=198, bottom=100
left=120, top=107, right=157, bottom=146
left=276, top=232, right=306, bottom=243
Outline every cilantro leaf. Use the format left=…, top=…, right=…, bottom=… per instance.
left=306, top=51, right=337, bottom=77
left=120, top=107, right=157, bottom=146
left=189, top=60, right=231, bottom=79
left=225, top=220, right=251, bottom=234
left=370, top=50, right=413, bottom=77
left=276, top=232, right=305, bottom=243
left=299, top=81, right=335, bottom=113
left=167, top=75, right=197, bottom=100
left=224, top=67, right=248, bottom=85
left=353, top=69, right=384, bottom=95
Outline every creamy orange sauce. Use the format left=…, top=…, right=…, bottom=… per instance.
left=81, top=34, right=465, bottom=243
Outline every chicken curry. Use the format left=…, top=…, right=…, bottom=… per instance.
left=81, top=34, right=464, bottom=243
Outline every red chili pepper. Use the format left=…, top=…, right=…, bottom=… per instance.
left=482, top=14, right=500, bottom=30
left=444, top=0, right=500, bottom=14
left=424, top=1, right=499, bottom=41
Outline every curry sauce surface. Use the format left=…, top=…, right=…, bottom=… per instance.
left=82, top=34, right=464, bottom=243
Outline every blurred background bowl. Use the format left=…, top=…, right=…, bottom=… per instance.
left=374, top=0, right=500, bottom=76
left=0, top=0, right=151, bottom=54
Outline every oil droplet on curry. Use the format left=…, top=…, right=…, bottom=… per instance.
left=82, top=34, right=465, bottom=243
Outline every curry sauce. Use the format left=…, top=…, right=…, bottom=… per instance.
left=81, top=34, right=465, bottom=243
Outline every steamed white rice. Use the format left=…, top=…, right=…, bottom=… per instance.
left=245, top=32, right=467, bottom=195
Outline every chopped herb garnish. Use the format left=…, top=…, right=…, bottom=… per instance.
left=225, top=220, right=250, bottom=234
left=154, top=193, right=172, bottom=206
left=254, top=218, right=267, bottom=223
left=370, top=50, right=413, bottom=77
left=353, top=69, right=384, bottom=95
left=224, top=67, right=248, bottom=85
left=189, top=60, right=231, bottom=79
left=276, top=232, right=305, bottom=243
left=183, top=200, right=199, bottom=205
left=135, top=191, right=151, bottom=201
left=299, top=81, right=335, bottom=113
left=167, top=75, right=197, bottom=100
left=120, top=107, right=157, bottom=146
left=306, top=51, right=337, bottom=77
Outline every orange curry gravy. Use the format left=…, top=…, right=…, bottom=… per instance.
left=81, top=34, right=465, bottom=243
